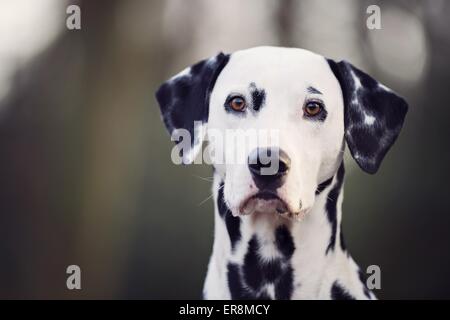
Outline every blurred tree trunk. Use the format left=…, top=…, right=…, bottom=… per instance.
left=75, top=0, right=170, bottom=298
left=275, top=0, right=296, bottom=47
left=0, top=0, right=171, bottom=298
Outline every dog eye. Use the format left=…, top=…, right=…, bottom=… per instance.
left=227, top=96, right=247, bottom=112
left=304, top=101, right=323, bottom=117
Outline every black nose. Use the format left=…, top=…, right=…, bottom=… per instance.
left=248, top=147, right=291, bottom=189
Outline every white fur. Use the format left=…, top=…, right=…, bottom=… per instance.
left=364, top=113, right=376, bottom=126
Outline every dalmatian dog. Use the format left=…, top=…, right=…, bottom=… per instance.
left=155, top=47, right=408, bottom=300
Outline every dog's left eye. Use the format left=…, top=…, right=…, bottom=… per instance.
left=304, top=101, right=324, bottom=117
left=226, top=96, right=247, bottom=112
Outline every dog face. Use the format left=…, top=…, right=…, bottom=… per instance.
left=207, top=47, right=345, bottom=217
left=156, top=46, right=408, bottom=219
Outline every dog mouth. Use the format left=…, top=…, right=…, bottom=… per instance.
left=239, top=191, right=291, bottom=216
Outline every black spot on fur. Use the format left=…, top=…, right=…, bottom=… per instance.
left=256, top=291, right=272, bottom=300
left=274, top=265, right=293, bottom=300
left=217, top=182, right=241, bottom=251
left=261, top=259, right=283, bottom=283
left=275, top=225, right=295, bottom=259
left=243, top=236, right=264, bottom=290
left=249, top=82, right=266, bottom=111
left=316, top=177, right=333, bottom=195
left=325, top=163, right=345, bottom=254
left=274, top=226, right=295, bottom=299
left=217, top=183, right=227, bottom=218
left=348, top=126, right=380, bottom=156
left=225, top=214, right=241, bottom=251
left=227, top=263, right=249, bottom=300
left=339, top=222, right=347, bottom=251
left=331, top=281, right=356, bottom=300
left=358, top=270, right=372, bottom=299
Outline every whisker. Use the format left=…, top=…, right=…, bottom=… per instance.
left=192, top=174, right=215, bottom=182
left=197, top=183, right=224, bottom=206
left=198, top=193, right=214, bottom=206
left=315, top=188, right=337, bottom=202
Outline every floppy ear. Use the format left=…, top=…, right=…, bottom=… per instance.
left=155, top=52, right=230, bottom=163
left=327, top=59, right=408, bottom=174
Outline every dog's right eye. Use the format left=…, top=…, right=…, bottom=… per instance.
left=226, top=96, right=247, bottom=112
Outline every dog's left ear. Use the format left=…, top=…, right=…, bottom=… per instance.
left=155, top=52, right=230, bottom=163
left=327, top=59, right=408, bottom=174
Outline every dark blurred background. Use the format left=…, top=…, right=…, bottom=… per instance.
left=0, top=0, right=449, bottom=299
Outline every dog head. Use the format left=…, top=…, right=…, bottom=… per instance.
left=156, top=47, right=408, bottom=219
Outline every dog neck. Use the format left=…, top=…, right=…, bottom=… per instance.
left=204, top=162, right=372, bottom=299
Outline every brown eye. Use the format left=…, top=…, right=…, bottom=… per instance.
left=304, top=101, right=323, bottom=117
left=229, top=96, right=246, bottom=112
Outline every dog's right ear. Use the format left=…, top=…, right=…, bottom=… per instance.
left=155, top=53, right=230, bottom=164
